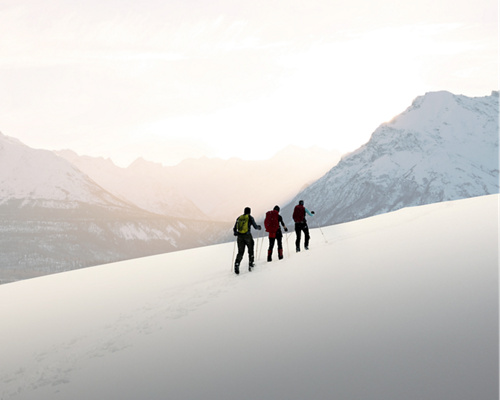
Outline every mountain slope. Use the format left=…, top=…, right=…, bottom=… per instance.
left=282, top=91, right=499, bottom=226
left=0, top=133, right=230, bottom=282
left=0, top=195, right=497, bottom=400
left=56, top=151, right=209, bottom=219
left=0, top=132, right=132, bottom=209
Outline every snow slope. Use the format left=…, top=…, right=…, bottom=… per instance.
left=0, top=195, right=498, bottom=400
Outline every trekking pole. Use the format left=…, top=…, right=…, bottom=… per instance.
left=231, top=237, right=237, bottom=272
left=284, top=231, right=290, bottom=258
left=259, top=235, right=266, bottom=258
left=316, top=218, right=328, bottom=244
left=257, top=230, right=264, bottom=261
left=255, top=233, right=259, bottom=263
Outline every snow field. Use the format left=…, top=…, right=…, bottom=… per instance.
left=0, top=195, right=498, bottom=400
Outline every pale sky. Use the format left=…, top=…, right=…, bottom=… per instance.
left=0, top=0, right=497, bottom=166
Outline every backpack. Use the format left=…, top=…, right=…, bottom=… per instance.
left=293, top=205, right=306, bottom=223
left=236, top=214, right=250, bottom=234
left=264, top=210, right=279, bottom=234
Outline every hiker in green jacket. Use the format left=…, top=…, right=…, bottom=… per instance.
left=233, top=207, right=261, bottom=274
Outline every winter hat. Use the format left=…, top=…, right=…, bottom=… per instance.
left=273, top=205, right=280, bottom=212
left=244, top=207, right=251, bottom=215
left=299, top=200, right=304, bottom=206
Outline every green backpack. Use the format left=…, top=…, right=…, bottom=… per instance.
left=236, top=214, right=250, bottom=234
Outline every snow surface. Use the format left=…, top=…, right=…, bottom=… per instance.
left=0, top=195, right=498, bottom=400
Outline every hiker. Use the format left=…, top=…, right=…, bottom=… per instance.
left=292, top=200, right=315, bottom=252
left=264, top=205, right=288, bottom=261
left=233, top=207, right=261, bottom=274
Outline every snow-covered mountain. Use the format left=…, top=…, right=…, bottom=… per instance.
left=0, top=133, right=230, bottom=283
left=0, top=133, right=132, bottom=209
left=58, top=145, right=342, bottom=222
left=283, top=91, right=499, bottom=226
left=56, top=150, right=209, bottom=220
left=1, top=195, right=497, bottom=400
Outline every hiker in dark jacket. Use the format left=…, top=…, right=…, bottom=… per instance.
left=292, top=200, right=314, bottom=252
left=233, top=207, right=261, bottom=274
left=265, top=205, right=288, bottom=261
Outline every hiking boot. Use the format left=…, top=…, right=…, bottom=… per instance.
left=234, top=263, right=240, bottom=275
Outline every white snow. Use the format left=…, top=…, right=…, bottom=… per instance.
left=0, top=195, right=498, bottom=400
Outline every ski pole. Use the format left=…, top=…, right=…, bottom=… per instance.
left=257, top=230, right=264, bottom=261
left=316, top=219, right=328, bottom=244
left=284, top=230, right=290, bottom=258
left=255, top=234, right=259, bottom=262
left=231, top=237, right=237, bottom=271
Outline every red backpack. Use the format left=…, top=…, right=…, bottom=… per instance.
left=264, top=210, right=279, bottom=237
left=293, top=204, right=306, bottom=223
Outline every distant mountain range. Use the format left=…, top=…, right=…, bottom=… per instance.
left=282, top=91, right=499, bottom=226
left=0, top=134, right=339, bottom=283
left=0, top=133, right=226, bottom=282
left=56, top=145, right=341, bottom=221
left=1, top=90, right=497, bottom=282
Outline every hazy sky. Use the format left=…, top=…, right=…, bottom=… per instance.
left=0, top=0, right=497, bottom=166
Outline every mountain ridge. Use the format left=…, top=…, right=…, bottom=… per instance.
left=57, top=144, right=342, bottom=221
left=282, top=91, right=499, bottom=226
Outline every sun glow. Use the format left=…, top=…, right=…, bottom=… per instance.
left=139, top=26, right=435, bottom=162
left=0, top=1, right=496, bottom=166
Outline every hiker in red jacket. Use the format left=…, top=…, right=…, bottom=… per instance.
left=264, top=205, right=288, bottom=261
left=292, top=200, right=315, bottom=252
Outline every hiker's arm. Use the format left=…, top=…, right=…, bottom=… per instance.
left=305, top=208, right=315, bottom=217
left=250, top=216, right=261, bottom=230
left=279, top=215, right=288, bottom=231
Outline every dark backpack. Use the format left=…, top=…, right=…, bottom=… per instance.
left=265, top=210, right=279, bottom=234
